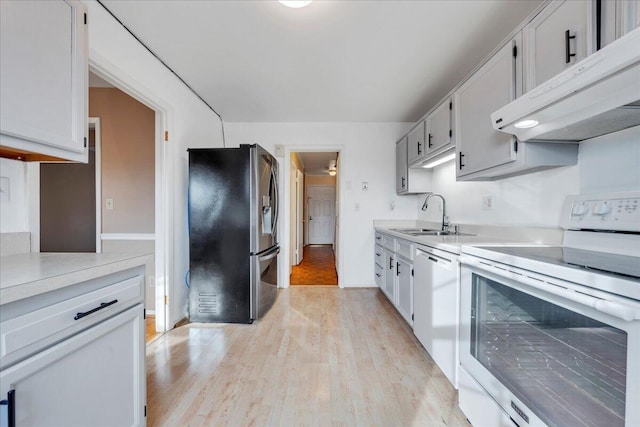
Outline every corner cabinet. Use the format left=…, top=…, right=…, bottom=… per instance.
left=0, top=0, right=88, bottom=162
left=454, top=33, right=578, bottom=181
left=396, top=137, right=431, bottom=194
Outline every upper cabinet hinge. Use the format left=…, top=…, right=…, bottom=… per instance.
left=449, top=129, right=452, bottom=137
left=143, top=309, right=146, bottom=319
left=514, top=140, right=518, bottom=153
left=84, top=13, right=87, bottom=25
left=411, top=268, right=414, bottom=277
left=164, top=131, right=169, bottom=141
left=144, top=406, right=147, bottom=417
left=449, top=101, right=452, bottom=110
left=84, top=137, right=87, bottom=148
left=513, top=45, right=518, bottom=58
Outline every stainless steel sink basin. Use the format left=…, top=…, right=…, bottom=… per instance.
left=390, top=228, right=475, bottom=237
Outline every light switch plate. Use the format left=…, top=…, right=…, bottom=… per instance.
left=0, top=176, right=9, bottom=202
left=106, top=198, right=114, bottom=210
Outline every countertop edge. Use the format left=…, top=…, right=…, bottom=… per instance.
left=0, top=253, right=153, bottom=305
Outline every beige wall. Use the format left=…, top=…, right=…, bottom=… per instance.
left=89, top=88, right=155, bottom=233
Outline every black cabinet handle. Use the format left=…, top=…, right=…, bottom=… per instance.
left=389, top=257, right=394, bottom=269
left=74, top=299, right=118, bottom=321
left=396, top=262, right=400, bottom=276
left=401, top=176, right=406, bottom=189
left=417, top=141, right=422, bottom=155
left=428, top=133, right=433, bottom=148
left=565, top=30, right=576, bottom=63
left=376, top=252, right=381, bottom=256
left=459, top=152, right=465, bottom=170
left=428, top=256, right=439, bottom=263
left=0, top=390, right=15, bottom=427
left=376, top=273, right=381, bottom=278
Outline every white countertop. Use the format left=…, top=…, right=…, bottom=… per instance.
left=374, top=226, right=526, bottom=254
left=0, top=252, right=153, bottom=305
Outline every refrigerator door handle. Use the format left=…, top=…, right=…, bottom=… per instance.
left=258, top=246, right=280, bottom=262
left=270, top=165, right=279, bottom=237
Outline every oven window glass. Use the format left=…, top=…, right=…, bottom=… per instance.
left=471, top=274, right=627, bottom=427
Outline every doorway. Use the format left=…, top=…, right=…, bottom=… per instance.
left=288, top=151, right=339, bottom=286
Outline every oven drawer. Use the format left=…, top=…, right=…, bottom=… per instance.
left=0, top=275, right=144, bottom=368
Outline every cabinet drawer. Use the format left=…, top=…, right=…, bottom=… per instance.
left=374, top=264, right=384, bottom=288
left=397, top=239, right=414, bottom=261
left=374, top=244, right=384, bottom=267
left=382, top=234, right=396, bottom=251
left=374, top=232, right=383, bottom=245
left=0, top=275, right=143, bottom=368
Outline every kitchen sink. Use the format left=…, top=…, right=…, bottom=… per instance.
left=390, top=228, right=475, bottom=237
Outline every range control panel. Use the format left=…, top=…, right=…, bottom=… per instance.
left=561, top=191, right=640, bottom=232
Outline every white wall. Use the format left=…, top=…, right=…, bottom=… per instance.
left=419, top=126, right=640, bottom=228
left=80, top=2, right=224, bottom=327
left=0, top=158, right=28, bottom=232
left=579, top=126, right=640, bottom=194
left=225, top=122, right=416, bottom=287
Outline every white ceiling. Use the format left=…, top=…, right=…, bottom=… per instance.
left=295, top=151, right=338, bottom=175
left=100, top=0, right=542, bottom=122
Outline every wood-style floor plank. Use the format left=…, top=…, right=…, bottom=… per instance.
left=146, top=287, right=469, bottom=426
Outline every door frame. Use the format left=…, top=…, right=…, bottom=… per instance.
left=88, top=58, right=171, bottom=335
left=89, top=117, right=102, bottom=253
left=307, top=184, right=336, bottom=245
left=295, top=169, right=303, bottom=264
left=282, top=146, right=344, bottom=289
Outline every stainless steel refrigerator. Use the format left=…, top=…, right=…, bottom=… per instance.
left=187, top=144, right=279, bottom=323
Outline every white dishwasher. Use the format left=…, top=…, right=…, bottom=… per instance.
left=414, top=245, right=459, bottom=387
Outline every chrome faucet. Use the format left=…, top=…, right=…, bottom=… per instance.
left=421, top=193, right=449, bottom=231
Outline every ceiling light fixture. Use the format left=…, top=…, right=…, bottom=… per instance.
left=514, top=119, right=539, bottom=129
left=278, top=1, right=312, bottom=8
left=328, top=159, right=337, bottom=176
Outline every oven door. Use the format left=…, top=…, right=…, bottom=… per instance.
left=460, top=258, right=640, bottom=427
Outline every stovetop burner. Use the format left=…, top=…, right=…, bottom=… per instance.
left=482, top=246, right=640, bottom=280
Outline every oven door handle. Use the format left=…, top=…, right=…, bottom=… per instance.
left=462, top=257, right=640, bottom=322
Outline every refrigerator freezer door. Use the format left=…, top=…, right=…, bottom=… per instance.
left=251, top=245, right=279, bottom=320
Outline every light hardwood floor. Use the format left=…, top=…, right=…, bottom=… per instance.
left=146, top=287, right=469, bottom=426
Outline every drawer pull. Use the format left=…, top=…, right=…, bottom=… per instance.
left=74, top=299, right=118, bottom=321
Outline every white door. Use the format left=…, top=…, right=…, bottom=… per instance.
left=307, top=185, right=335, bottom=245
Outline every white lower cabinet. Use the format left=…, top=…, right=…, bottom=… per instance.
left=375, top=231, right=414, bottom=325
left=414, top=246, right=458, bottom=387
left=0, top=305, right=145, bottom=427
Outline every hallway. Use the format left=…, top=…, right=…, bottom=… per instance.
left=290, top=245, right=338, bottom=286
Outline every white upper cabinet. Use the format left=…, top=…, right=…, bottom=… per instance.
left=396, top=136, right=431, bottom=194
left=455, top=34, right=522, bottom=179
left=0, top=0, right=88, bottom=162
left=407, top=121, right=426, bottom=165
left=425, top=98, right=452, bottom=155
left=602, top=0, right=640, bottom=47
left=524, top=0, right=594, bottom=92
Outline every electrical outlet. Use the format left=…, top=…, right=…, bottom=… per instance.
left=482, top=195, right=494, bottom=210
left=361, top=182, right=368, bottom=191
left=390, top=200, right=396, bottom=211
left=106, top=198, right=114, bottom=210
left=354, top=202, right=360, bottom=211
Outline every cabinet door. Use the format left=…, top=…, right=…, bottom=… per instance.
left=395, top=137, right=408, bottom=193
left=0, top=0, right=87, bottom=162
left=524, top=0, right=593, bottom=91
left=383, top=249, right=396, bottom=304
left=407, top=121, right=426, bottom=165
left=396, top=257, right=413, bottom=325
left=425, top=99, right=452, bottom=154
left=618, top=0, right=640, bottom=37
left=455, top=34, right=522, bottom=178
left=0, top=305, right=145, bottom=427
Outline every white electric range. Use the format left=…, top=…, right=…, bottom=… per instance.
left=458, top=191, right=640, bottom=427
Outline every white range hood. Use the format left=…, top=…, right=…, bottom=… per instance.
left=492, top=27, right=640, bottom=142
